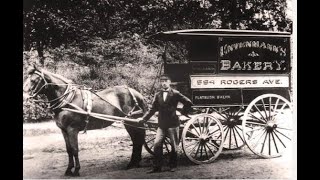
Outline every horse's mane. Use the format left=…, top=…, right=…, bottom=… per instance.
left=42, top=69, right=74, bottom=84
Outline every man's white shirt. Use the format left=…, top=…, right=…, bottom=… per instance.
left=163, top=92, right=168, bottom=101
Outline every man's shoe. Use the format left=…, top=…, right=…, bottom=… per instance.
left=169, top=167, right=176, bottom=172
left=147, top=168, right=161, bottom=174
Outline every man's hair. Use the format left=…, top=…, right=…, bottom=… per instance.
left=159, top=74, right=171, bottom=81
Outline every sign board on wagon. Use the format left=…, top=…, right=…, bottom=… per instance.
left=190, top=75, right=290, bottom=89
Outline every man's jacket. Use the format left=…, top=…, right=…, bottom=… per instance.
left=142, top=88, right=193, bottom=129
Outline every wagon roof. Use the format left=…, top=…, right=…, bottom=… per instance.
left=151, top=29, right=291, bottom=40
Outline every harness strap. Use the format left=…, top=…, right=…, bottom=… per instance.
left=125, top=86, right=143, bottom=117
left=80, top=88, right=93, bottom=134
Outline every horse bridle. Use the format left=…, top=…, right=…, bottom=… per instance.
left=26, top=70, right=49, bottom=98
left=25, top=70, right=77, bottom=110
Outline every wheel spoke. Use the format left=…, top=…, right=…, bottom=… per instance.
left=224, top=128, right=230, bottom=143
left=191, top=123, right=201, bottom=136
left=277, top=127, right=292, bottom=131
left=268, top=132, right=271, bottom=155
left=248, top=113, right=267, bottom=124
left=269, top=97, right=272, bottom=121
left=188, top=142, right=200, bottom=154
left=146, top=138, right=155, bottom=144
left=254, top=104, right=268, bottom=122
left=185, top=141, right=199, bottom=149
left=271, top=132, right=279, bottom=153
left=199, top=144, right=203, bottom=159
left=185, top=137, right=199, bottom=140
left=205, top=143, right=215, bottom=156
left=232, top=128, right=239, bottom=148
left=194, top=142, right=201, bottom=158
left=197, top=118, right=203, bottom=134
left=164, top=139, right=170, bottom=152
left=212, top=108, right=228, bottom=120
left=207, top=141, right=219, bottom=149
left=251, top=129, right=266, bottom=150
left=205, top=119, right=214, bottom=135
left=273, top=98, right=280, bottom=114
left=260, top=132, right=269, bottom=153
left=273, top=131, right=286, bottom=148
left=208, top=127, right=222, bottom=137
left=245, top=126, right=265, bottom=133
left=148, top=143, right=154, bottom=150
left=234, top=107, right=243, bottom=116
left=187, top=130, right=200, bottom=138
left=261, top=98, right=269, bottom=121
left=234, top=125, right=245, bottom=143
left=203, top=143, right=209, bottom=160
left=246, top=119, right=266, bottom=126
left=229, top=126, right=232, bottom=149
left=273, top=103, right=290, bottom=119
left=274, top=129, right=291, bottom=140
left=202, top=117, right=207, bottom=134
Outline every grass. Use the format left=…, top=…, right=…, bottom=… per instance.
left=23, top=120, right=61, bottom=136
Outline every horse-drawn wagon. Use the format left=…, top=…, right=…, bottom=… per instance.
left=144, top=29, right=293, bottom=164
left=23, top=29, right=293, bottom=176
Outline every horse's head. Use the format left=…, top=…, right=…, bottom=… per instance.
left=23, top=64, right=48, bottom=99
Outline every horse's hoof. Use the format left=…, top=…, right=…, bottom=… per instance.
left=73, top=171, right=80, bottom=177
left=64, top=170, right=73, bottom=176
left=126, top=163, right=140, bottom=170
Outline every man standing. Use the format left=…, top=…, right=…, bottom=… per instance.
left=137, top=74, right=193, bottom=173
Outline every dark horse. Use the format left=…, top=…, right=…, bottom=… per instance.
left=23, top=64, right=147, bottom=176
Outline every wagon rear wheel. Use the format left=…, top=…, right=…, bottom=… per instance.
left=182, top=114, right=224, bottom=164
left=212, top=107, right=247, bottom=150
left=242, top=94, right=293, bottom=158
left=144, top=126, right=172, bottom=155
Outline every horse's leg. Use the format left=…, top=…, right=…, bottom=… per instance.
left=61, top=130, right=74, bottom=176
left=67, top=127, right=81, bottom=176
left=125, top=124, right=145, bottom=169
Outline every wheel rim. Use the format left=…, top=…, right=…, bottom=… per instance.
left=242, top=94, right=293, bottom=158
left=212, top=107, right=247, bottom=150
left=182, top=114, right=224, bottom=164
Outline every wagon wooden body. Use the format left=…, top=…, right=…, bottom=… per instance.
left=144, top=29, right=293, bottom=164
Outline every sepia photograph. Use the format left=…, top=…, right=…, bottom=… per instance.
left=23, top=0, right=296, bottom=179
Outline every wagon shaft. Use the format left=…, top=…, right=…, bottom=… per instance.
left=62, top=108, right=139, bottom=123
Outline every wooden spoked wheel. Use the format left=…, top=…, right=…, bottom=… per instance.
left=242, top=94, right=293, bottom=158
left=212, top=107, right=248, bottom=150
left=182, top=114, right=224, bottom=164
left=144, top=125, right=172, bottom=155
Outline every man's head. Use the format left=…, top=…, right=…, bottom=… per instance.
left=159, top=74, right=171, bottom=90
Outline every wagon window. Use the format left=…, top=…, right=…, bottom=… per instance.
left=165, top=41, right=190, bottom=64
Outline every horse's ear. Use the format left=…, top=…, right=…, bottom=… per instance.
left=26, top=63, right=38, bottom=74
left=32, top=63, right=40, bottom=72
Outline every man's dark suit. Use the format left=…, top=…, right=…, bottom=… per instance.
left=141, top=88, right=193, bottom=170
left=142, top=88, right=193, bottom=127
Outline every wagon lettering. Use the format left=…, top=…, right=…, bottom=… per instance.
left=262, top=79, right=282, bottom=84
left=220, top=40, right=287, bottom=57
left=217, top=95, right=231, bottom=99
left=220, top=60, right=286, bottom=71
left=253, top=62, right=262, bottom=70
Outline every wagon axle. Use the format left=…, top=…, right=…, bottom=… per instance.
left=266, top=122, right=277, bottom=132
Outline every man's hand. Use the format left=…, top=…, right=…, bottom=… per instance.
left=137, top=117, right=145, bottom=124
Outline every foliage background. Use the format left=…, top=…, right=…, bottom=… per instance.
left=23, top=0, right=293, bottom=122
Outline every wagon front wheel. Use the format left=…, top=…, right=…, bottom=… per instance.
left=242, top=94, right=293, bottom=158
left=144, top=126, right=172, bottom=155
left=182, top=114, right=224, bottom=164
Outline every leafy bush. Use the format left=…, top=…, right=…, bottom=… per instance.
left=23, top=35, right=162, bottom=122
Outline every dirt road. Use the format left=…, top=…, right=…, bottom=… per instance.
left=23, top=122, right=295, bottom=179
